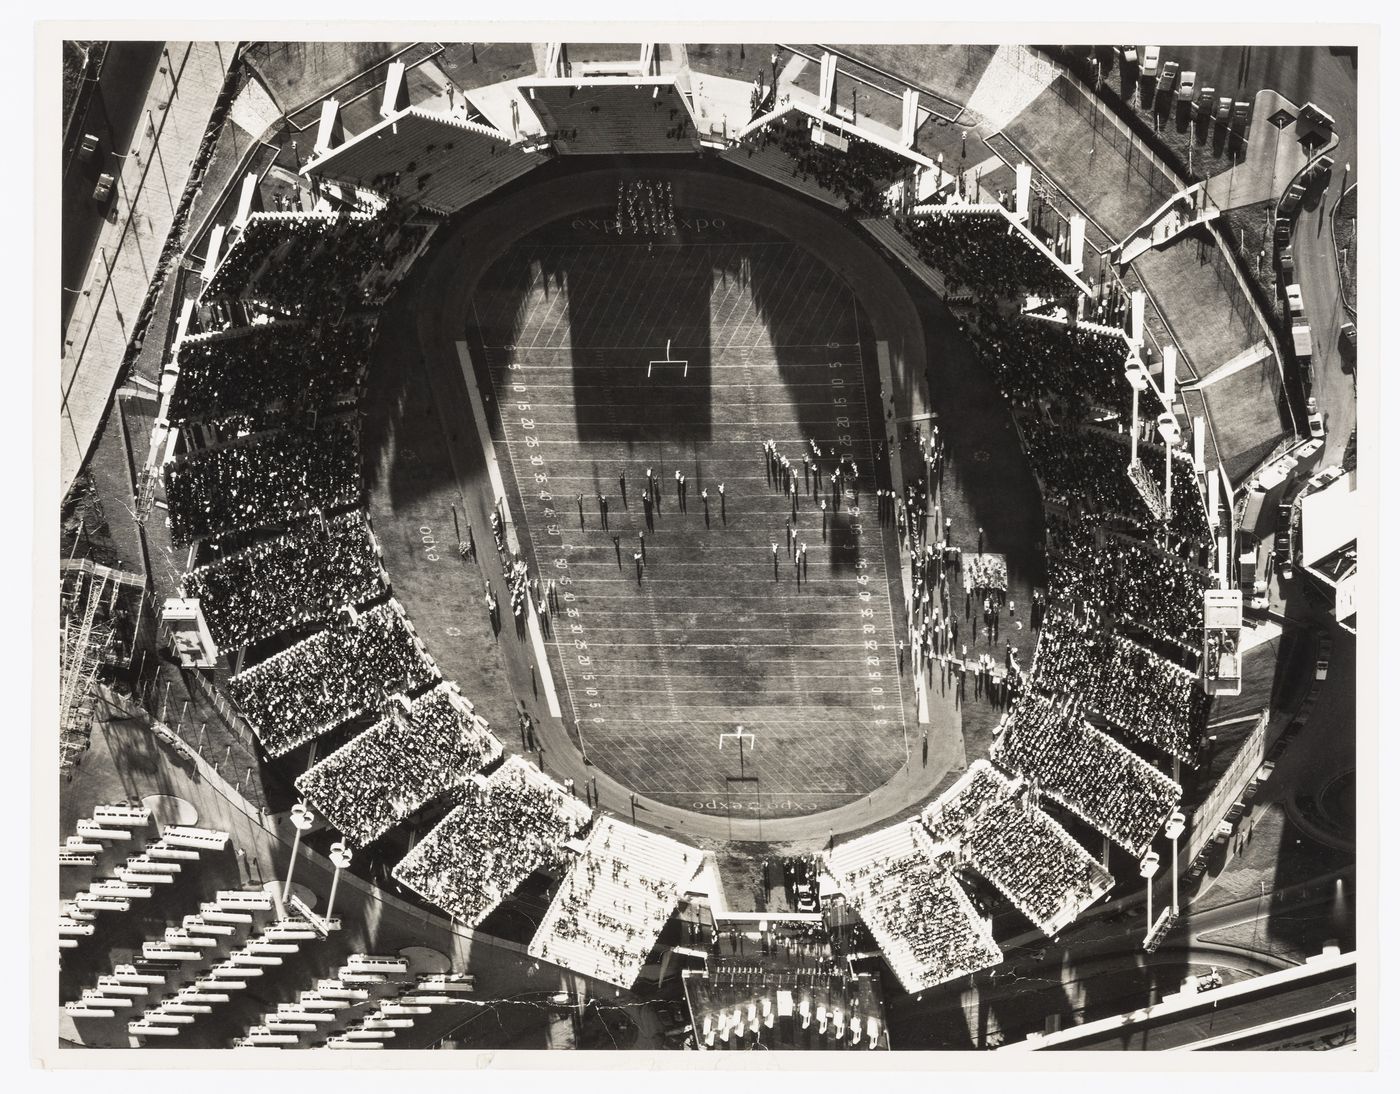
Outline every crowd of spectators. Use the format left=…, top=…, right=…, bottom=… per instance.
left=963, top=315, right=1134, bottom=421
left=1018, top=417, right=1153, bottom=520
left=204, top=210, right=426, bottom=315
left=182, top=510, right=386, bottom=649
left=168, top=320, right=375, bottom=428
left=896, top=209, right=1067, bottom=302
left=163, top=417, right=362, bottom=546
left=1030, top=605, right=1208, bottom=761
left=392, top=755, right=592, bottom=927
left=295, top=683, right=503, bottom=846
left=827, top=824, right=1003, bottom=992
left=529, top=814, right=700, bottom=989
left=228, top=599, right=438, bottom=757
left=1138, top=443, right=1214, bottom=550
left=748, top=112, right=908, bottom=215
left=1046, top=532, right=1208, bottom=659
left=921, top=760, right=1113, bottom=936
left=992, top=693, right=1181, bottom=856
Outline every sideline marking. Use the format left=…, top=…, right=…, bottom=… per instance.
left=875, top=338, right=928, bottom=725
left=455, top=340, right=563, bottom=719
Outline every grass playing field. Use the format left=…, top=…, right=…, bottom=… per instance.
left=468, top=214, right=913, bottom=818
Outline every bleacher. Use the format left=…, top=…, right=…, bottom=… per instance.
left=392, top=756, right=593, bottom=927
left=992, top=693, right=1182, bottom=857
left=527, top=814, right=702, bottom=989
left=59, top=807, right=231, bottom=951
left=163, top=416, right=362, bottom=546
left=303, top=108, right=541, bottom=217
left=736, top=107, right=910, bottom=215
left=1030, top=605, right=1207, bottom=761
left=63, top=886, right=333, bottom=1042
left=180, top=510, right=387, bottom=650
left=228, top=599, right=438, bottom=758
left=522, top=79, right=697, bottom=155
left=125, top=896, right=332, bottom=1043
left=235, top=958, right=474, bottom=1048
left=826, top=823, right=1003, bottom=993
left=295, top=682, right=503, bottom=847
left=920, top=760, right=1113, bottom=937
left=165, top=320, right=374, bottom=429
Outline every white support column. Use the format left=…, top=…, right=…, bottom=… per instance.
left=1130, top=291, right=1145, bottom=347
left=900, top=89, right=919, bottom=147
left=544, top=43, right=563, bottom=78
left=1130, top=384, right=1140, bottom=466
left=1068, top=216, right=1086, bottom=273
left=313, top=100, right=344, bottom=157
left=201, top=225, right=225, bottom=283
left=819, top=53, right=837, bottom=112
left=380, top=61, right=409, bottom=118
left=1162, top=345, right=1178, bottom=518
left=233, top=173, right=259, bottom=230
left=1014, top=164, right=1032, bottom=222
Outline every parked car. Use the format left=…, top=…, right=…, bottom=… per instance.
left=1274, top=218, right=1292, bottom=249
left=1117, top=45, right=1139, bottom=65
left=1306, top=396, right=1325, bottom=439
left=1286, top=283, right=1305, bottom=317
left=92, top=172, right=115, bottom=203
left=1176, top=71, right=1197, bottom=101
left=1231, top=99, right=1252, bottom=130
left=78, top=133, right=100, bottom=162
left=1278, top=182, right=1307, bottom=217
left=1279, top=246, right=1295, bottom=281
left=1340, top=320, right=1357, bottom=353
left=1157, top=60, right=1180, bottom=94
left=1141, top=46, right=1161, bottom=78
left=1194, top=86, right=1215, bottom=117
left=1315, top=656, right=1329, bottom=681
left=1215, top=96, right=1234, bottom=122
left=1304, top=154, right=1336, bottom=185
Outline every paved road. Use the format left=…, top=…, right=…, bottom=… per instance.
left=61, top=41, right=162, bottom=335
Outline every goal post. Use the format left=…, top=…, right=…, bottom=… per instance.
left=648, top=337, right=689, bottom=378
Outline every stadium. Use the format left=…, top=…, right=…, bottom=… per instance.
left=53, top=38, right=1360, bottom=1054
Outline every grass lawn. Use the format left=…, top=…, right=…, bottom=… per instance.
left=834, top=44, right=997, bottom=109
left=437, top=42, right=540, bottom=91
left=1130, top=229, right=1263, bottom=375
left=243, top=41, right=410, bottom=115
left=1203, top=362, right=1291, bottom=484
left=1002, top=83, right=1172, bottom=241
left=1335, top=185, right=1357, bottom=313
left=1221, top=200, right=1286, bottom=327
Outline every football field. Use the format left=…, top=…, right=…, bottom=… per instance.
left=470, top=217, right=912, bottom=818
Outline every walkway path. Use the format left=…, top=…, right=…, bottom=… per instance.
left=61, top=41, right=236, bottom=497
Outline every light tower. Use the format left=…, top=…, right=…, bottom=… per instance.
left=326, top=840, right=353, bottom=920
left=1163, top=810, right=1187, bottom=917
left=1139, top=850, right=1161, bottom=949
left=282, top=802, right=316, bottom=904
